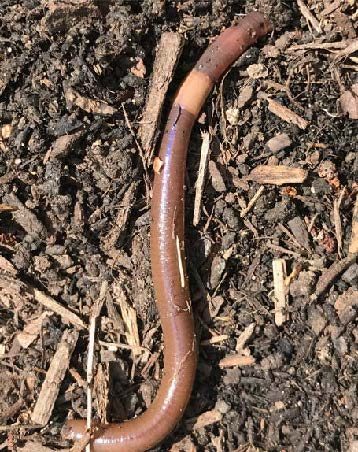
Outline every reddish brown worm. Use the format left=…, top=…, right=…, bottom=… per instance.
left=63, top=12, right=271, bottom=452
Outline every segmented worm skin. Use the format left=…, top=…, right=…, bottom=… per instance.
left=63, top=12, right=271, bottom=452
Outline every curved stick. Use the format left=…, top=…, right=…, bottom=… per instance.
left=63, top=12, right=271, bottom=452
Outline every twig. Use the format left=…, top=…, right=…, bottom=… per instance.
left=272, top=259, right=289, bottom=326
left=349, top=195, right=358, bottom=254
left=296, top=0, right=322, bottom=34
left=240, top=186, right=264, bottom=218
left=32, top=288, right=85, bottom=330
left=312, top=253, right=358, bottom=301
left=31, top=329, right=79, bottom=425
left=139, top=32, right=184, bottom=161
left=333, top=188, right=346, bottom=258
left=86, top=281, right=108, bottom=452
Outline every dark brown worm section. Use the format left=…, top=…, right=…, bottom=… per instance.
left=63, top=12, right=271, bottom=452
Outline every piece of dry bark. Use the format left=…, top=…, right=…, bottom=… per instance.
left=44, top=130, right=83, bottom=163
left=139, top=32, right=184, bottom=159
left=334, top=288, right=358, bottom=322
left=63, top=84, right=116, bottom=115
left=209, top=160, right=226, bottom=192
left=219, top=353, right=255, bottom=368
left=272, top=259, right=289, bottom=326
left=288, top=216, right=310, bottom=250
left=235, top=323, right=255, bottom=352
left=296, top=0, right=322, bottom=33
left=32, top=288, right=85, bottom=329
left=246, top=165, right=308, bottom=185
left=193, top=132, right=210, bottom=226
left=18, top=441, right=69, bottom=452
left=312, top=253, right=358, bottom=300
left=13, top=311, right=53, bottom=349
left=188, top=409, right=222, bottom=430
left=266, top=133, right=291, bottom=153
left=267, top=98, right=309, bottom=129
left=240, top=186, right=265, bottom=218
left=340, top=83, right=358, bottom=119
left=4, top=193, right=46, bottom=238
left=31, top=329, right=79, bottom=425
left=349, top=195, right=358, bottom=254
left=101, top=182, right=138, bottom=254
left=42, top=0, right=99, bottom=34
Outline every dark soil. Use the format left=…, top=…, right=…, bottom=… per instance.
left=0, top=1, right=357, bottom=451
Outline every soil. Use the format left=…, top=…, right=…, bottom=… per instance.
left=0, top=1, right=357, bottom=451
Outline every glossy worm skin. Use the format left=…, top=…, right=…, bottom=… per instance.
left=63, top=12, right=271, bottom=452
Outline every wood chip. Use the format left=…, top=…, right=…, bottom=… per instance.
left=266, top=133, right=291, bottom=153
left=272, top=258, right=289, bottom=326
left=240, top=186, right=265, bottom=217
left=4, top=192, right=46, bottom=237
left=349, top=195, right=358, bottom=254
left=193, top=132, right=210, bottom=226
left=296, top=0, right=322, bottom=33
left=86, top=282, right=107, bottom=451
left=101, top=182, right=138, bottom=254
left=170, top=437, right=197, bottom=452
left=219, top=354, right=255, bottom=368
left=63, top=84, right=116, bottom=115
left=312, top=253, right=358, bottom=300
left=32, top=288, right=85, bottom=329
left=201, top=334, right=228, bottom=346
left=334, top=38, right=358, bottom=61
left=19, top=441, right=69, bottom=452
left=236, top=84, right=254, bottom=109
left=209, top=160, right=226, bottom=192
left=246, top=165, right=308, bottom=185
left=139, top=32, right=184, bottom=159
left=288, top=216, right=310, bottom=250
left=31, top=329, right=79, bottom=425
left=14, top=311, right=53, bottom=349
left=44, top=130, right=83, bottom=163
left=267, top=98, right=309, bottom=129
left=334, top=288, right=358, bottom=314
left=340, top=83, right=358, bottom=119
left=189, top=408, right=222, bottom=430
left=113, top=283, right=141, bottom=354
left=235, top=323, right=255, bottom=352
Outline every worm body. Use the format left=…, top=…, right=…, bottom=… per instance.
left=64, top=12, right=271, bottom=452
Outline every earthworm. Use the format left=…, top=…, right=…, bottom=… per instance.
left=63, top=12, right=272, bottom=452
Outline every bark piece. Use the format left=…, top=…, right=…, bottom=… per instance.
left=350, top=195, right=358, bottom=254
left=266, top=133, right=291, bottom=153
left=267, top=98, right=309, bottom=129
left=246, top=165, right=308, bottom=185
left=272, top=258, right=289, bottom=326
left=31, top=329, right=79, bottom=425
left=139, top=32, right=185, bottom=158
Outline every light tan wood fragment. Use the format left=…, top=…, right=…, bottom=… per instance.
left=86, top=281, right=108, bottom=452
left=247, top=165, right=307, bottom=185
left=240, top=186, right=265, bottom=217
left=64, top=84, right=116, bottom=115
left=139, top=32, right=184, bottom=157
left=101, top=182, right=138, bottom=254
left=349, top=195, right=358, bottom=254
left=31, top=329, right=79, bottom=425
left=272, top=258, right=289, bottom=326
left=113, top=283, right=141, bottom=354
left=267, top=98, right=309, bottom=129
left=219, top=354, right=255, bottom=368
left=189, top=409, right=222, bottom=430
left=33, top=288, right=85, bottom=329
left=201, top=334, right=228, bottom=346
left=193, top=132, right=210, bottom=226
left=296, top=0, right=322, bottom=33
left=235, top=323, right=255, bottom=352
